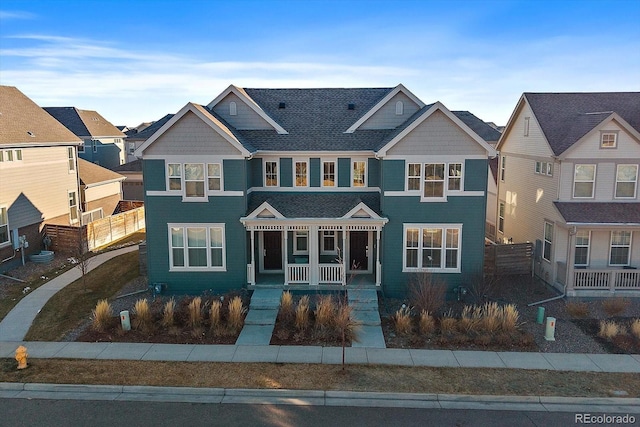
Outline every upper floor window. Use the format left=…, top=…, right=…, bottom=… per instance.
left=78, top=142, right=85, bottom=153
left=423, top=163, right=445, bottom=198
left=295, top=160, right=308, bottom=187
left=573, top=164, right=596, bottom=198
left=543, top=221, right=553, bottom=262
left=128, top=142, right=135, bottom=154
left=524, top=117, right=530, bottom=137
left=229, top=101, right=237, bottom=116
left=67, top=147, right=75, bottom=172
left=498, top=202, right=505, bottom=234
left=185, top=164, right=205, bottom=198
left=207, top=163, right=222, bottom=191
left=535, top=161, right=553, bottom=176
left=403, top=224, right=461, bottom=272
left=352, top=161, right=366, bottom=187
left=407, top=163, right=421, bottom=191
left=0, top=206, right=9, bottom=246
left=92, top=140, right=98, bottom=153
left=323, top=160, right=336, bottom=187
left=168, top=163, right=182, bottom=190
left=68, top=191, right=79, bottom=224
left=395, top=101, right=404, bottom=115
left=500, top=156, right=506, bottom=182
left=265, top=160, right=278, bottom=187
left=615, top=164, right=638, bottom=199
left=574, top=230, right=590, bottom=266
left=601, top=132, right=617, bottom=148
left=609, top=231, right=631, bottom=266
left=167, top=162, right=223, bottom=198
left=448, top=163, right=462, bottom=191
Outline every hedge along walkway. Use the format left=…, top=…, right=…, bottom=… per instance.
left=0, top=246, right=138, bottom=342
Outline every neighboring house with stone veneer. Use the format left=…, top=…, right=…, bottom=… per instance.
left=0, top=86, right=83, bottom=263
left=44, top=107, right=126, bottom=169
left=135, top=84, right=497, bottom=296
left=496, top=92, right=640, bottom=296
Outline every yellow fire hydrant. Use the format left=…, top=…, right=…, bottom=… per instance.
left=15, top=345, right=28, bottom=370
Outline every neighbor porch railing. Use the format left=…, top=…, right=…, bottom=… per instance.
left=287, top=263, right=309, bottom=283
left=319, top=263, right=344, bottom=284
left=573, top=269, right=640, bottom=291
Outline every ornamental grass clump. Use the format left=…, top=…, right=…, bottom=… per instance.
left=630, top=319, right=640, bottom=340
left=598, top=320, right=622, bottom=340
left=133, top=298, right=152, bottom=332
left=279, top=291, right=294, bottom=322
left=458, top=305, right=480, bottom=334
left=187, top=297, right=203, bottom=329
left=209, top=300, right=222, bottom=331
left=602, top=298, right=630, bottom=317
left=440, top=310, right=457, bottom=335
left=295, top=295, right=310, bottom=331
left=314, top=295, right=336, bottom=330
left=228, top=296, right=246, bottom=333
left=161, top=298, right=176, bottom=328
left=565, top=302, right=590, bottom=318
left=418, top=309, right=436, bottom=335
left=91, top=299, right=112, bottom=332
left=500, top=304, right=520, bottom=333
left=393, top=306, right=412, bottom=335
left=480, top=302, right=501, bottom=334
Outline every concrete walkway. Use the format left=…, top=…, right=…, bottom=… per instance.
left=0, top=246, right=138, bottom=342
left=348, top=289, right=385, bottom=348
left=235, top=288, right=282, bottom=346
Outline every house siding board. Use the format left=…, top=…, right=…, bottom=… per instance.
left=1, top=146, right=79, bottom=227
left=280, top=158, right=293, bottom=187
left=465, top=159, right=489, bottom=192
left=144, top=195, right=247, bottom=294
left=143, top=160, right=166, bottom=191
left=144, top=111, right=242, bottom=156
left=368, top=158, right=380, bottom=188
left=310, top=158, right=320, bottom=187
left=360, top=92, right=420, bottom=130
left=211, top=92, right=272, bottom=130
left=387, top=110, right=486, bottom=156
left=382, top=160, right=405, bottom=191
left=248, top=158, right=262, bottom=188
left=338, top=158, right=350, bottom=187
left=566, top=120, right=640, bottom=160
left=500, top=103, right=554, bottom=158
left=223, top=159, right=245, bottom=192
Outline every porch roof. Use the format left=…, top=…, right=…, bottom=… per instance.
left=554, top=202, right=640, bottom=225
left=247, top=192, right=382, bottom=218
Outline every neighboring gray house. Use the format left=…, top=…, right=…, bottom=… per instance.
left=78, top=158, right=125, bottom=224
left=497, top=92, right=640, bottom=296
left=44, top=107, right=126, bottom=169
left=124, top=114, right=174, bottom=163
left=113, top=159, right=143, bottom=201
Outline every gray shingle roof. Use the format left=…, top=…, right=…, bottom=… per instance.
left=44, top=107, right=125, bottom=139
left=113, top=159, right=142, bottom=172
left=554, top=202, right=640, bottom=225
left=453, top=111, right=502, bottom=142
left=525, top=92, right=640, bottom=155
left=78, top=158, right=125, bottom=186
left=247, top=192, right=382, bottom=218
left=126, top=113, right=174, bottom=141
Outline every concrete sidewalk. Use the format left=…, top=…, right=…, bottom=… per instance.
left=0, top=246, right=138, bottom=342
left=2, top=341, right=639, bottom=373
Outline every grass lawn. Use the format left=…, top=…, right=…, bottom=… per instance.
left=1, top=359, right=639, bottom=398
left=24, top=251, right=139, bottom=341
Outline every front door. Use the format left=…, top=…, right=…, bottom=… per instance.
left=349, top=231, right=368, bottom=271
left=263, top=231, right=282, bottom=270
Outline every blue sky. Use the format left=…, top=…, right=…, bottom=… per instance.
left=1, top=0, right=639, bottom=127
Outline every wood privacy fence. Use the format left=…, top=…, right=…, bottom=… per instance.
left=45, top=206, right=145, bottom=253
left=484, top=242, right=533, bottom=276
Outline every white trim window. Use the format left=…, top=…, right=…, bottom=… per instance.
left=293, top=231, right=309, bottom=255
left=573, top=164, right=596, bottom=198
left=395, top=101, right=404, bottom=115
left=352, top=160, right=366, bottom=187
left=321, top=230, right=338, bottom=255
left=574, top=230, right=590, bottom=266
left=0, top=206, right=9, bottom=246
left=615, top=164, right=638, bottom=199
left=322, top=160, right=336, bottom=187
left=169, top=224, right=226, bottom=270
left=184, top=163, right=205, bottom=198
left=68, top=191, right=79, bottom=224
left=78, top=142, right=85, bottom=153
left=498, top=202, right=505, bottom=234
left=265, top=160, right=278, bottom=187
left=128, top=142, right=135, bottom=155
left=92, top=140, right=98, bottom=153
left=207, top=163, right=222, bottom=191
left=609, top=231, right=631, bottom=266
left=229, top=101, right=237, bottom=116
left=167, top=163, right=182, bottom=191
left=407, top=163, right=421, bottom=191
left=423, top=163, right=445, bottom=198
left=601, top=132, right=617, bottom=148
left=294, top=160, right=308, bottom=187
left=543, top=221, right=553, bottom=262
left=67, top=147, right=75, bottom=172
left=448, top=163, right=462, bottom=191
left=403, top=224, right=461, bottom=272
left=524, top=117, right=530, bottom=137
left=500, top=156, right=506, bottom=182
left=535, top=161, right=553, bottom=176
left=167, top=162, right=224, bottom=199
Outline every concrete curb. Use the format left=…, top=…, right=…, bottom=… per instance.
left=1, top=382, right=639, bottom=412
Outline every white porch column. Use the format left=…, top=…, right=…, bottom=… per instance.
left=566, top=228, right=576, bottom=296
left=341, top=226, right=347, bottom=285
left=283, top=227, right=289, bottom=286
left=375, top=228, right=381, bottom=286
left=309, top=225, right=319, bottom=285
left=249, top=227, right=256, bottom=286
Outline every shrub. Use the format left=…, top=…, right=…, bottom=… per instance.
left=565, top=302, right=590, bottom=318
left=468, top=273, right=497, bottom=304
left=393, top=306, right=412, bottom=335
left=279, top=291, right=294, bottom=322
left=133, top=298, right=152, bottom=331
left=598, top=320, right=621, bottom=339
left=188, top=297, right=203, bottom=329
left=474, top=334, right=492, bottom=346
left=418, top=309, right=436, bottom=335
left=161, top=298, right=176, bottom=328
left=209, top=300, right=222, bottom=331
left=500, top=304, right=520, bottom=333
left=228, top=296, right=246, bottom=333
left=334, top=302, right=361, bottom=343
left=602, top=298, right=630, bottom=317
left=440, top=310, right=457, bottom=335
left=409, top=272, right=446, bottom=314
left=295, top=295, right=310, bottom=331
left=630, top=319, right=640, bottom=340
left=314, top=295, right=335, bottom=330
left=92, top=299, right=112, bottom=332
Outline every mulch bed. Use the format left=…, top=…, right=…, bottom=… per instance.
left=572, top=318, right=640, bottom=354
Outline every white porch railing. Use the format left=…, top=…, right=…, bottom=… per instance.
left=287, top=264, right=309, bottom=283
left=319, top=263, right=344, bottom=284
left=574, top=269, right=640, bottom=290
left=247, top=264, right=255, bottom=286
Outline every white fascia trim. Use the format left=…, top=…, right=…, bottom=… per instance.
left=342, top=202, right=381, bottom=219
left=3, top=140, right=83, bottom=148
left=558, top=113, right=640, bottom=160
left=497, top=95, right=552, bottom=156
left=134, top=103, right=251, bottom=157
left=146, top=190, right=244, bottom=197
left=384, top=190, right=485, bottom=197
left=240, top=217, right=389, bottom=227
left=345, top=84, right=425, bottom=133
left=244, top=201, right=286, bottom=219
left=206, top=84, right=288, bottom=135
left=251, top=150, right=376, bottom=157
left=83, top=177, right=126, bottom=188
left=246, top=186, right=381, bottom=193
left=142, top=154, right=246, bottom=161
left=377, top=102, right=498, bottom=158
left=383, top=154, right=489, bottom=161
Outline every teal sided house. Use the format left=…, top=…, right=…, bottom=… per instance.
left=135, top=85, right=498, bottom=297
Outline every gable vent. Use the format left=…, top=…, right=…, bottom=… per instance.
left=348, top=103, right=355, bottom=110
left=279, top=102, right=286, bottom=109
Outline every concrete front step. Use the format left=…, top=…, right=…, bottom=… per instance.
left=235, top=325, right=274, bottom=346
left=249, top=288, right=283, bottom=310
left=352, top=325, right=386, bottom=348
left=351, top=310, right=381, bottom=326
left=244, top=309, right=279, bottom=326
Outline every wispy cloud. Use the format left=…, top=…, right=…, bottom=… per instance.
left=0, top=10, right=36, bottom=20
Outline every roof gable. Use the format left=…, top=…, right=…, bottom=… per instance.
left=44, top=107, right=124, bottom=138
left=558, top=113, right=640, bottom=159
